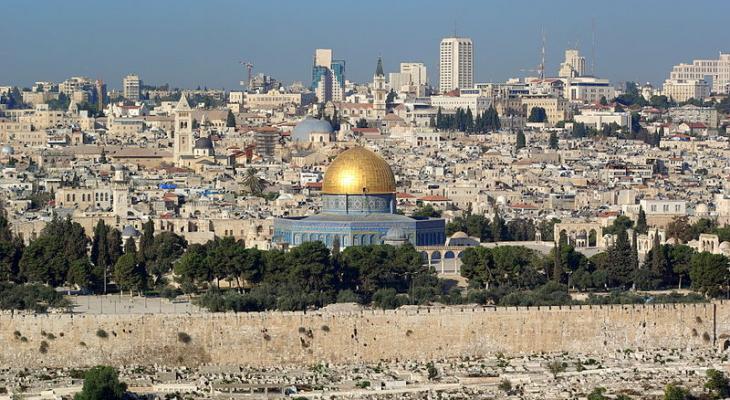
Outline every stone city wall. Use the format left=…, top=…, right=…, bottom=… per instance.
left=1, top=302, right=728, bottom=369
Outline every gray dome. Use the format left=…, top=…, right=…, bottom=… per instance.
left=292, top=117, right=333, bottom=142
left=122, top=225, right=140, bottom=237
left=385, top=226, right=407, bottom=241
left=194, top=136, right=214, bottom=150
left=1, top=145, right=14, bottom=155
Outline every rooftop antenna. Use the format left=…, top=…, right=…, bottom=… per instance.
left=540, top=28, right=546, bottom=80
left=591, top=18, right=596, bottom=75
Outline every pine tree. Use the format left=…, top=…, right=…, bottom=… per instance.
left=113, top=253, right=147, bottom=295
left=138, top=220, right=155, bottom=263
left=607, top=228, right=634, bottom=289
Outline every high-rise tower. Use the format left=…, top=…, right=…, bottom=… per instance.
left=559, top=49, right=586, bottom=78
left=439, top=37, right=473, bottom=93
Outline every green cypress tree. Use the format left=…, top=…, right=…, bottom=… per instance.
left=553, top=242, right=563, bottom=283
left=516, top=130, right=526, bottom=150
left=635, top=207, right=648, bottom=234
left=549, top=131, right=559, bottom=149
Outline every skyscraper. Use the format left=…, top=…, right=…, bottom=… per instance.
left=439, top=37, right=473, bottom=93
left=311, top=49, right=346, bottom=103
left=559, top=49, right=586, bottom=78
left=122, top=74, right=142, bottom=101
left=330, top=59, right=346, bottom=101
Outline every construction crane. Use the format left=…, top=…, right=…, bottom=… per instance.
left=520, top=30, right=546, bottom=81
left=239, top=61, right=254, bottom=90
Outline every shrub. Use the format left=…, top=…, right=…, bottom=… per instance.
left=372, top=288, right=408, bottom=309
left=96, top=329, right=108, bottom=339
left=426, top=361, right=438, bottom=380
left=0, top=283, right=71, bottom=312
left=355, top=380, right=370, bottom=389
left=321, top=325, right=330, bottom=332
left=69, top=369, right=86, bottom=379
left=160, top=286, right=182, bottom=300
left=547, top=360, right=566, bottom=378
left=498, top=379, right=512, bottom=392
left=39, top=340, right=49, bottom=354
left=336, top=289, right=361, bottom=304
left=177, top=332, right=192, bottom=344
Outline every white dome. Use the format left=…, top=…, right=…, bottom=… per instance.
left=292, top=117, right=333, bottom=142
left=385, top=227, right=407, bottom=240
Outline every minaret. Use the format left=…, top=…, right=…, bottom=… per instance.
left=373, top=57, right=387, bottom=119
left=173, top=94, right=194, bottom=164
left=112, top=169, right=129, bottom=219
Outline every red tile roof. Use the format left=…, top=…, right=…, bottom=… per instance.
left=419, top=195, right=450, bottom=201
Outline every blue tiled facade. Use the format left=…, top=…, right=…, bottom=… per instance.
left=274, top=193, right=445, bottom=249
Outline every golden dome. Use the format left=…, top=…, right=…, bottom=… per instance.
left=322, top=146, right=396, bottom=195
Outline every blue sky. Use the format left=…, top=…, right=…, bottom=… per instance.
left=2, top=0, right=728, bottom=90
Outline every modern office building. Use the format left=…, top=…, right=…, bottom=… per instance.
left=439, top=37, right=473, bottom=93
left=311, top=49, right=345, bottom=103
left=564, top=77, right=615, bottom=103
left=661, top=78, right=710, bottom=102
left=123, top=74, right=142, bottom=101
left=400, top=62, right=428, bottom=87
left=669, top=53, right=730, bottom=94
left=330, top=59, right=346, bottom=101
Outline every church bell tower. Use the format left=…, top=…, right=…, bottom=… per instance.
left=173, top=94, right=194, bottom=164
left=373, top=57, right=387, bottom=119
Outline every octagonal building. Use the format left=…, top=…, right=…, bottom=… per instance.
left=273, top=146, right=445, bottom=249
